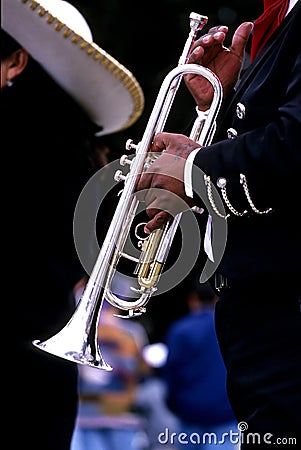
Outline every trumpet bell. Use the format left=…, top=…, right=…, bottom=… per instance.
left=33, top=322, right=113, bottom=371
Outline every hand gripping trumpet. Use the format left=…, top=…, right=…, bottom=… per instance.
left=33, top=12, right=223, bottom=370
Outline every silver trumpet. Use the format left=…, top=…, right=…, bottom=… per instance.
left=33, top=12, right=223, bottom=370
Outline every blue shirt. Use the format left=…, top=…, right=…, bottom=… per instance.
left=163, top=308, right=235, bottom=426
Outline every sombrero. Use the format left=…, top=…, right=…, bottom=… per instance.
left=2, top=0, right=145, bottom=136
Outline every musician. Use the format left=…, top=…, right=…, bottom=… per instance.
left=136, top=1, right=301, bottom=447
left=2, top=1, right=143, bottom=449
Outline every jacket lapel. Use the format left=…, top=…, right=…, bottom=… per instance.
left=227, top=3, right=300, bottom=112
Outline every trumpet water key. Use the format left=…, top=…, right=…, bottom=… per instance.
left=33, top=12, right=223, bottom=370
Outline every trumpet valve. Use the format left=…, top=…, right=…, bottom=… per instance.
left=125, top=139, right=138, bottom=151
left=120, top=154, right=132, bottom=166
left=114, top=170, right=126, bottom=182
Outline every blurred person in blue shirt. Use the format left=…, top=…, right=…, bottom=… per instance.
left=162, top=280, right=238, bottom=449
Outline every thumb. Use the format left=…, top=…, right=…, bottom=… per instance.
left=231, top=22, right=254, bottom=57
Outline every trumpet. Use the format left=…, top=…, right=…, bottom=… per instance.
left=33, top=12, right=223, bottom=370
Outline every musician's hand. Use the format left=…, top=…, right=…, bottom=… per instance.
left=185, top=21, right=254, bottom=110
left=135, top=132, right=200, bottom=234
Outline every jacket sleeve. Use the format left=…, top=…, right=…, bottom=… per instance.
left=190, top=49, right=301, bottom=217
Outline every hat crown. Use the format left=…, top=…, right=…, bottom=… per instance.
left=38, top=0, right=93, bottom=41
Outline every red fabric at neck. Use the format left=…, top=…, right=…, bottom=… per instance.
left=250, top=0, right=290, bottom=61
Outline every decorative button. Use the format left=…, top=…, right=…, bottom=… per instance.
left=227, top=128, right=238, bottom=139
left=236, top=102, right=246, bottom=119
left=217, top=177, right=227, bottom=188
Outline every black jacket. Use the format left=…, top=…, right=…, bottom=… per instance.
left=191, top=2, right=301, bottom=279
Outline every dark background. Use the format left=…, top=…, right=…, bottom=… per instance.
left=69, top=0, right=262, bottom=150
left=67, top=1, right=263, bottom=342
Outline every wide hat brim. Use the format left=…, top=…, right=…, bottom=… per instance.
left=2, top=0, right=145, bottom=136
